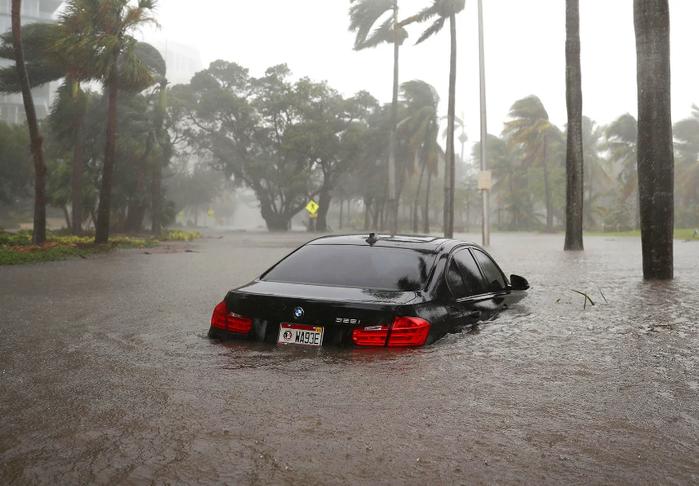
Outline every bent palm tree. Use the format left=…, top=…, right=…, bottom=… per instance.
left=349, top=0, right=408, bottom=234
left=413, top=0, right=466, bottom=238
left=503, top=96, right=559, bottom=231
left=8, top=1, right=47, bottom=244
left=60, top=0, right=158, bottom=244
left=398, top=80, right=440, bottom=233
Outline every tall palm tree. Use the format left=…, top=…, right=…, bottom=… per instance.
left=349, top=0, right=408, bottom=234
left=634, top=0, right=673, bottom=279
left=397, top=80, right=440, bottom=233
left=564, top=0, right=584, bottom=251
left=60, top=0, right=158, bottom=244
left=9, top=0, right=47, bottom=244
left=503, top=96, right=559, bottom=231
left=413, top=0, right=466, bottom=238
left=581, top=117, right=613, bottom=229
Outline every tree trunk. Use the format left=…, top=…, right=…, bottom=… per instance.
left=564, top=0, right=585, bottom=251
left=634, top=0, right=674, bottom=279
left=542, top=138, right=553, bottom=231
left=62, top=205, right=71, bottom=230
left=386, top=2, right=400, bottom=235
left=152, top=80, right=168, bottom=236
left=95, top=76, right=119, bottom=244
left=316, top=189, right=331, bottom=231
left=423, top=170, right=432, bottom=234
left=70, top=84, right=85, bottom=235
left=339, top=198, right=344, bottom=230
left=444, top=14, right=457, bottom=238
left=11, top=0, right=46, bottom=245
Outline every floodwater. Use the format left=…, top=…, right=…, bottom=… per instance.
left=0, top=232, right=697, bottom=484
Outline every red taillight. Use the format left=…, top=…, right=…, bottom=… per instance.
left=387, top=316, right=430, bottom=347
left=352, top=316, right=431, bottom=348
left=211, top=300, right=253, bottom=334
left=352, top=325, right=389, bottom=346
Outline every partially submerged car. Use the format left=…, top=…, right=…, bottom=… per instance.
left=209, top=234, right=529, bottom=348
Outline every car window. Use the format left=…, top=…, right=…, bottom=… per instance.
left=472, top=249, right=507, bottom=292
left=446, top=260, right=467, bottom=298
left=452, top=248, right=486, bottom=297
left=261, top=245, right=436, bottom=291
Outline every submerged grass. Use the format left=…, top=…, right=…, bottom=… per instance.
left=0, top=229, right=201, bottom=266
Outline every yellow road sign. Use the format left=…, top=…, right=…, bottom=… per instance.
left=305, top=200, right=319, bottom=216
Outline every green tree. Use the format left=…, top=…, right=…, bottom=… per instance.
left=0, top=121, right=31, bottom=205
left=580, top=117, right=613, bottom=229
left=672, top=105, right=699, bottom=228
left=60, top=0, right=159, bottom=243
left=604, top=114, right=638, bottom=230
left=349, top=0, right=409, bottom=234
left=503, top=96, right=561, bottom=232
left=397, top=80, right=440, bottom=233
left=564, top=0, right=584, bottom=250
left=413, top=0, right=466, bottom=238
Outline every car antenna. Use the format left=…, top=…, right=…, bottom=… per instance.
left=366, top=232, right=379, bottom=246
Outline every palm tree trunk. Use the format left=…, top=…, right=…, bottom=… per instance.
left=564, top=0, right=585, bottom=251
left=387, top=2, right=399, bottom=235
left=634, top=0, right=674, bottom=279
left=444, top=13, right=457, bottom=238
left=151, top=80, right=168, bottom=236
left=423, top=170, right=432, bottom=233
left=11, top=0, right=46, bottom=245
left=95, top=75, right=119, bottom=244
left=70, top=104, right=85, bottom=235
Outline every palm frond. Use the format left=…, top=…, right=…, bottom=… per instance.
left=415, top=16, right=445, bottom=44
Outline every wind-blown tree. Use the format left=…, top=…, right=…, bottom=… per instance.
left=60, top=0, right=159, bottom=243
left=0, top=121, right=32, bottom=205
left=564, top=0, right=584, bottom=250
left=397, top=80, right=440, bottom=233
left=412, top=0, right=466, bottom=238
left=9, top=0, right=47, bottom=244
left=634, top=0, right=674, bottom=279
left=1, top=22, right=95, bottom=234
left=349, top=0, right=409, bottom=234
left=672, top=106, right=699, bottom=228
left=474, top=134, right=535, bottom=230
left=604, top=114, right=638, bottom=229
left=503, top=96, right=561, bottom=232
left=580, top=116, right=613, bottom=229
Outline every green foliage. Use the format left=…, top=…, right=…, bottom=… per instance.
left=0, top=121, right=32, bottom=203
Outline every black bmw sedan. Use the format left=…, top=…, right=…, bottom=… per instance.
left=209, top=233, right=529, bottom=348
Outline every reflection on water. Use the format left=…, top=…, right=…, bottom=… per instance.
left=0, top=232, right=697, bottom=484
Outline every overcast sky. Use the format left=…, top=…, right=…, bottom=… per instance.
left=142, top=0, right=699, bottom=152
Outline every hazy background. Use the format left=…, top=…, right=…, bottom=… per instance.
left=141, top=0, right=699, bottom=146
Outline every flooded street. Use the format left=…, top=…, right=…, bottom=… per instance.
left=1, top=232, right=697, bottom=484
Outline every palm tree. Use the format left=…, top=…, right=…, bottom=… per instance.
left=1, top=22, right=92, bottom=235
left=673, top=105, right=699, bottom=228
left=60, top=0, right=158, bottom=244
left=410, top=0, right=465, bottom=237
left=604, top=114, right=639, bottom=229
left=581, top=117, right=613, bottom=229
left=503, top=96, right=560, bottom=231
left=349, top=0, right=408, bottom=234
left=634, top=0, right=674, bottom=279
left=397, top=80, right=440, bottom=233
left=9, top=0, right=47, bottom=245
left=564, top=0, right=584, bottom=251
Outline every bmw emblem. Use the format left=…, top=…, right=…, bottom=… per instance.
left=293, top=306, right=304, bottom=320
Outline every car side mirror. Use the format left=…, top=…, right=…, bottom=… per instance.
left=510, top=274, right=529, bottom=291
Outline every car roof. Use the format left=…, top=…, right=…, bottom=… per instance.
left=306, top=234, right=481, bottom=253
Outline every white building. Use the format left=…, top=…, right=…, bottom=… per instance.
left=0, top=0, right=62, bottom=124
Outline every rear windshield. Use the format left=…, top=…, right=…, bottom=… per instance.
left=261, top=244, right=436, bottom=291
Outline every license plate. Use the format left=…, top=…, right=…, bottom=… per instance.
left=278, top=323, right=324, bottom=347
